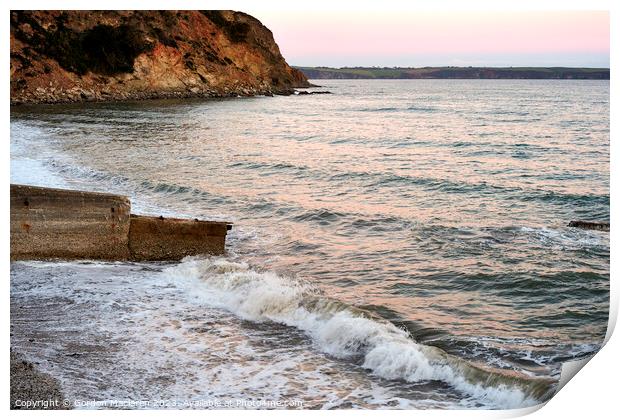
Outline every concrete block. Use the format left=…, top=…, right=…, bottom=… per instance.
left=10, top=184, right=131, bottom=260
left=10, top=184, right=231, bottom=261
left=128, top=215, right=229, bottom=261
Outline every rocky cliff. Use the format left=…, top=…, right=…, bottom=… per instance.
left=10, top=10, right=310, bottom=104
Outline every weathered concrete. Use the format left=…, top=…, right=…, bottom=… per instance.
left=10, top=184, right=231, bottom=261
left=11, top=184, right=131, bottom=260
left=568, top=220, right=610, bottom=232
left=129, top=215, right=230, bottom=261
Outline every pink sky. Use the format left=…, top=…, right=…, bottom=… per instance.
left=250, top=11, right=609, bottom=67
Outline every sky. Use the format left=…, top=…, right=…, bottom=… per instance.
left=250, top=11, right=610, bottom=68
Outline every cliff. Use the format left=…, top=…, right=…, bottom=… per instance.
left=10, top=10, right=310, bottom=104
left=297, top=66, right=610, bottom=80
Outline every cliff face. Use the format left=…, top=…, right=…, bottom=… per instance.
left=10, top=10, right=310, bottom=104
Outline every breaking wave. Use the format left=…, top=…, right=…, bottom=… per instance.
left=164, top=257, right=557, bottom=409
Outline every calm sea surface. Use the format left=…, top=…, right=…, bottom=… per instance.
left=10, top=80, right=610, bottom=409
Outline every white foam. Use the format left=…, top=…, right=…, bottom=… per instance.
left=165, top=257, right=548, bottom=409
left=15, top=260, right=439, bottom=409
left=10, top=158, right=68, bottom=189
left=520, top=226, right=608, bottom=248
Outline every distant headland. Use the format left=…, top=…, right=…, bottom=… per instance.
left=296, top=66, right=610, bottom=80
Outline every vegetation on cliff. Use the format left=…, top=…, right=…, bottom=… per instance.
left=10, top=11, right=310, bottom=104
left=297, top=66, right=610, bottom=80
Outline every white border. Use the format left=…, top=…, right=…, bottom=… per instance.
left=3, top=1, right=616, bottom=419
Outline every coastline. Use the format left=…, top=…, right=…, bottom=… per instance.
left=10, top=86, right=302, bottom=106
left=10, top=351, right=71, bottom=410
left=296, top=66, right=611, bottom=80
left=8, top=79, right=609, bottom=409
left=10, top=11, right=312, bottom=106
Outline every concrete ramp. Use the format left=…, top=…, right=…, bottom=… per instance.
left=10, top=184, right=231, bottom=261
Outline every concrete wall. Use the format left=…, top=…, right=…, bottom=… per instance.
left=11, top=184, right=131, bottom=260
left=129, top=215, right=229, bottom=261
left=10, top=184, right=230, bottom=261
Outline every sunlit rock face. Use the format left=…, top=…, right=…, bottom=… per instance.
left=10, top=10, right=310, bottom=104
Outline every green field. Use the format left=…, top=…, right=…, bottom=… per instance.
left=296, top=66, right=610, bottom=80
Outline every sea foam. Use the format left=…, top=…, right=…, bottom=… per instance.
left=163, top=257, right=556, bottom=409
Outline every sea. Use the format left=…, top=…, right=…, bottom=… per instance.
left=10, top=80, right=610, bottom=409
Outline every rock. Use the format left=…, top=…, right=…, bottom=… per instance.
left=10, top=11, right=310, bottom=105
left=568, top=220, right=610, bottom=232
left=295, top=90, right=332, bottom=95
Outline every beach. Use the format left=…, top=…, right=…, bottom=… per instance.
left=10, top=351, right=69, bottom=410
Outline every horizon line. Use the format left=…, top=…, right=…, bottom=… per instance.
left=292, top=65, right=611, bottom=69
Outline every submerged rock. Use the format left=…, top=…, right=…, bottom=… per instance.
left=568, top=220, right=610, bottom=232
left=295, top=90, right=332, bottom=95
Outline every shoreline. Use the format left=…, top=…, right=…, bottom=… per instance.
left=296, top=66, right=610, bottom=80
left=10, top=351, right=71, bottom=410
left=10, top=84, right=323, bottom=106
left=9, top=86, right=300, bottom=107
left=10, top=85, right=325, bottom=107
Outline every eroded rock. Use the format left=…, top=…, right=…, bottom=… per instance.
left=10, top=11, right=310, bottom=104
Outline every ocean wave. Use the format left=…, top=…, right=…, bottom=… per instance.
left=290, top=209, right=346, bottom=224
left=354, top=106, right=401, bottom=112
left=519, top=226, right=609, bottom=249
left=227, top=161, right=310, bottom=173
left=41, top=152, right=609, bottom=218
left=351, top=105, right=438, bottom=113
left=324, top=168, right=609, bottom=207
left=165, top=257, right=557, bottom=409
left=407, top=105, right=438, bottom=112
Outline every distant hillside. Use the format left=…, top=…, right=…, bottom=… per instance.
left=10, top=11, right=310, bottom=104
left=297, top=66, right=610, bottom=80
